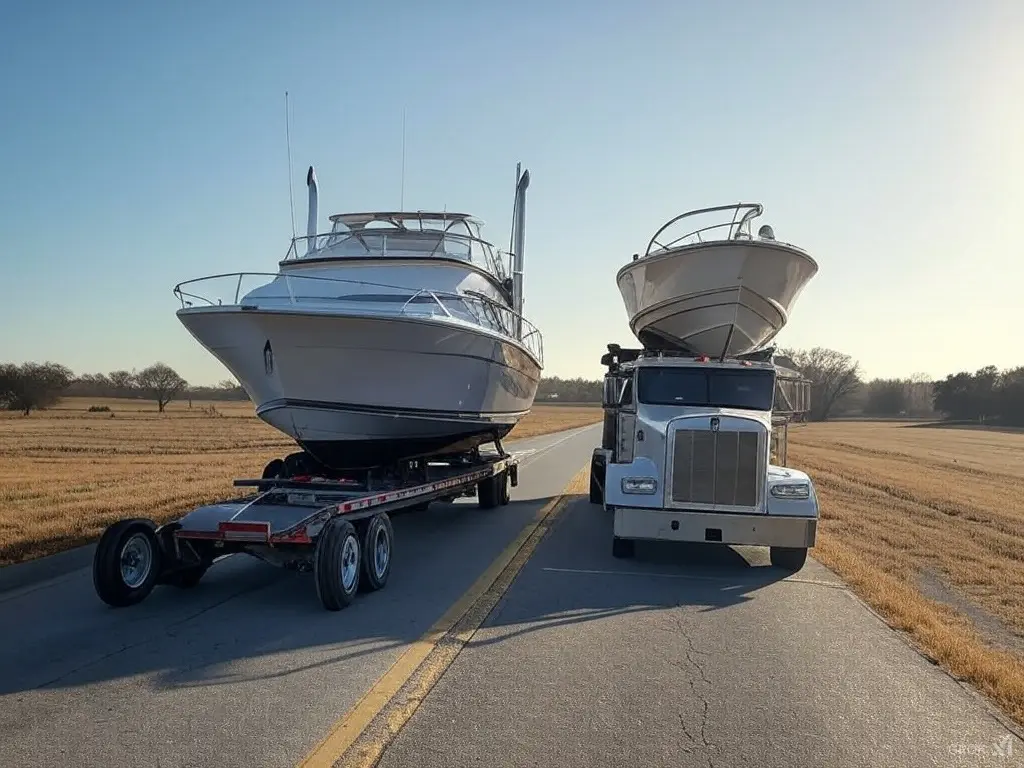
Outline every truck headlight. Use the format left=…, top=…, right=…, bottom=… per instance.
left=622, top=477, right=657, bottom=494
left=770, top=482, right=810, bottom=500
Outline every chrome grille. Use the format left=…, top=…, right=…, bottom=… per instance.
left=671, top=429, right=760, bottom=507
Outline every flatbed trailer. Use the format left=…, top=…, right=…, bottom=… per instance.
left=92, top=448, right=519, bottom=611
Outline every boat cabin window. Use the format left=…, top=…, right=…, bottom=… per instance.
left=636, top=367, right=775, bottom=411
left=317, top=218, right=506, bottom=279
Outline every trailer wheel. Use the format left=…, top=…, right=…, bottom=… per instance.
left=498, top=471, right=511, bottom=505
left=93, top=519, right=162, bottom=607
left=612, top=536, right=634, bottom=559
left=770, top=546, right=807, bottom=572
left=359, top=513, right=394, bottom=592
left=477, top=475, right=500, bottom=509
left=314, top=518, right=361, bottom=610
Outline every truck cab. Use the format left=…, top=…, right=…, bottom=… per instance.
left=590, top=344, right=818, bottom=571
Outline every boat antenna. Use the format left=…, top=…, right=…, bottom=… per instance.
left=285, top=90, right=296, bottom=238
left=400, top=107, right=407, bottom=210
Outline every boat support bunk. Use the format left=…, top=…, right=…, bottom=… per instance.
left=91, top=444, right=519, bottom=611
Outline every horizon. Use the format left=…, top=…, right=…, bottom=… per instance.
left=2, top=1, right=1022, bottom=385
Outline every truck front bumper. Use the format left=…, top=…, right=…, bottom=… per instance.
left=613, top=507, right=817, bottom=549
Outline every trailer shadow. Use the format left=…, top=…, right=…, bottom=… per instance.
left=0, top=495, right=555, bottom=695
left=0, top=494, right=797, bottom=697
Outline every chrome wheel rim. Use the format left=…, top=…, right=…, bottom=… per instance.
left=120, top=532, right=152, bottom=588
left=373, top=525, right=390, bottom=579
left=340, top=534, right=359, bottom=591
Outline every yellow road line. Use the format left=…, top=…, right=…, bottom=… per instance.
left=298, top=463, right=590, bottom=768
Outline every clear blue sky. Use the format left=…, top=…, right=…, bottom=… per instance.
left=1, top=0, right=1021, bottom=385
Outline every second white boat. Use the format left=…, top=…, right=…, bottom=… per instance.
left=617, top=203, right=818, bottom=358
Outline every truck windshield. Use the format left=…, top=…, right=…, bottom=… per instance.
left=636, top=367, right=775, bottom=410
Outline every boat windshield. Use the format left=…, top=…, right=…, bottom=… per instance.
left=636, top=367, right=776, bottom=411
left=289, top=212, right=508, bottom=280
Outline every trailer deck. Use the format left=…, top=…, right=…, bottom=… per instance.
left=91, top=449, right=520, bottom=612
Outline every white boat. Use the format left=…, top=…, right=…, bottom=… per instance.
left=616, top=203, right=818, bottom=357
left=174, top=165, right=544, bottom=470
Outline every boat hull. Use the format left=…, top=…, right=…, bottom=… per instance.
left=176, top=306, right=542, bottom=468
left=616, top=240, right=818, bottom=356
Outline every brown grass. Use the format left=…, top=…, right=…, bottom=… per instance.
left=789, top=420, right=1024, bottom=726
left=0, top=397, right=601, bottom=568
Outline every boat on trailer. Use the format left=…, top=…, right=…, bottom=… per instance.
left=616, top=203, right=818, bottom=358
left=174, top=164, right=543, bottom=473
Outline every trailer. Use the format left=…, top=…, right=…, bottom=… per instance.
left=92, top=444, right=519, bottom=611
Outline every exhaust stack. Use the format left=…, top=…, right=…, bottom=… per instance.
left=511, top=167, right=530, bottom=339
left=306, top=165, right=318, bottom=255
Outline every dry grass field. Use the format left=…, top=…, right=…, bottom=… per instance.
left=0, top=397, right=601, bottom=568
left=4, top=401, right=1023, bottom=725
left=787, top=420, right=1024, bottom=726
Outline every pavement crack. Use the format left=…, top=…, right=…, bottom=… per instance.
left=34, top=639, right=151, bottom=690
left=673, top=612, right=717, bottom=768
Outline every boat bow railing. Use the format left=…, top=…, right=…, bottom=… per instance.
left=643, top=203, right=768, bottom=258
left=172, top=272, right=543, bottom=364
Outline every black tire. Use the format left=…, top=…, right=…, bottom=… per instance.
left=314, top=518, right=361, bottom=611
left=93, top=519, right=162, bottom=608
left=498, top=471, right=511, bottom=505
left=258, top=458, right=286, bottom=492
left=589, top=472, right=603, bottom=505
left=283, top=452, right=309, bottom=478
left=359, top=513, right=394, bottom=592
left=612, top=536, right=634, bottom=559
left=770, top=546, right=807, bottom=572
left=477, top=475, right=500, bottom=509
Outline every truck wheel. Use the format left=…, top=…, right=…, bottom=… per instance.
left=589, top=472, right=603, bottom=505
left=499, top=471, right=511, bottom=505
left=359, top=513, right=393, bottom=592
left=93, top=519, right=162, bottom=607
left=770, top=546, right=807, bottom=572
left=612, top=536, right=634, bottom=559
left=477, top=475, right=500, bottom=509
left=314, top=518, right=361, bottom=610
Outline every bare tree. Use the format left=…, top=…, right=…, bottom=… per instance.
left=0, top=361, right=74, bottom=415
left=780, top=347, right=862, bottom=421
left=108, top=369, right=138, bottom=396
left=135, top=363, right=188, bottom=413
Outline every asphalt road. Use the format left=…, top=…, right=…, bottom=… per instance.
left=3, top=422, right=1022, bottom=768
left=0, top=425, right=598, bottom=768
left=375, top=485, right=1024, bottom=767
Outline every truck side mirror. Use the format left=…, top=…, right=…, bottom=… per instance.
left=602, top=377, right=618, bottom=407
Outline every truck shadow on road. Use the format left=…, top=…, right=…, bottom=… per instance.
left=462, top=495, right=801, bottom=651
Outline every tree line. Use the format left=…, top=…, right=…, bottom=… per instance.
left=2, top=351, right=1023, bottom=426
left=537, top=348, right=1024, bottom=426
left=0, top=361, right=243, bottom=415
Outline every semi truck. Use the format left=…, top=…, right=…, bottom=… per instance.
left=589, top=343, right=818, bottom=571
